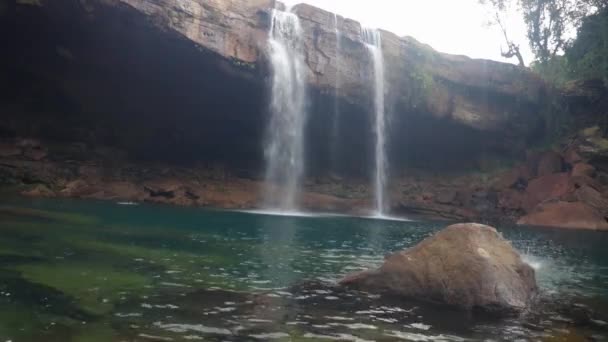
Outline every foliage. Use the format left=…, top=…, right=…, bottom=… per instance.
left=565, top=9, right=608, bottom=84
left=520, top=0, right=591, bottom=64
left=406, top=66, right=434, bottom=109
left=479, top=0, right=603, bottom=66
left=530, top=55, right=570, bottom=84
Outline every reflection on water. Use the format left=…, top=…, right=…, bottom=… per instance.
left=0, top=197, right=607, bottom=341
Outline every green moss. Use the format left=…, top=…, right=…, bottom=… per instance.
left=65, top=238, right=246, bottom=290
left=0, top=206, right=99, bottom=226
left=403, top=63, right=435, bottom=109
left=71, top=238, right=236, bottom=268
left=15, top=263, right=150, bottom=316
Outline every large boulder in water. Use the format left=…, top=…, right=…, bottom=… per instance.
left=340, top=223, right=537, bottom=315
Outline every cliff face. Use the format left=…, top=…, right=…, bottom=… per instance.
left=1, top=0, right=548, bottom=174
left=116, top=0, right=547, bottom=151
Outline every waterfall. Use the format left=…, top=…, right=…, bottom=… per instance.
left=330, top=13, right=342, bottom=174
left=264, top=9, right=308, bottom=211
left=362, top=28, right=388, bottom=216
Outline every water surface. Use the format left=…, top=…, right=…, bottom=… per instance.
left=0, top=197, right=607, bottom=341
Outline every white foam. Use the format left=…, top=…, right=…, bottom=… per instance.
left=522, top=254, right=544, bottom=271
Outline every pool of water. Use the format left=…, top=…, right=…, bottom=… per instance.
left=0, top=197, right=607, bottom=341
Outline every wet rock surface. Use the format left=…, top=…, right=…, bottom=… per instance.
left=517, top=201, right=608, bottom=231
left=340, top=223, right=538, bottom=315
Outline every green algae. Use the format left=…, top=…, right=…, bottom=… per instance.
left=67, top=238, right=248, bottom=290
left=0, top=206, right=99, bottom=225
left=14, top=263, right=150, bottom=316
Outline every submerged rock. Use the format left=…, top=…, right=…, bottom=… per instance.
left=340, top=223, right=537, bottom=315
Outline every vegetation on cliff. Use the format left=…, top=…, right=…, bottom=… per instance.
left=481, top=0, right=608, bottom=141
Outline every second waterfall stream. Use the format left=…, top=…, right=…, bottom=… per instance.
left=362, top=28, right=389, bottom=217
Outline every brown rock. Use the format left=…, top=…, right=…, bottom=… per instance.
left=495, top=169, right=520, bottom=189
left=575, top=186, right=608, bottom=214
left=536, top=151, right=563, bottom=177
left=84, top=181, right=145, bottom=202
left=571, top=175, right=604, bottom=192
left=435, top=191, right=457, bottom=205
left=523, top=173, right=574, bottom=212
left=398, top=199, right=478, bottom=221
left=495, top=165, right=531, bottom=190
left=22, top=184, right=55, bottom=197
left=340, top=223, right=537, bottom=314
left=87, top=0, right=544, bottom=154
left=60, top=179, right=95, bottom=197
left=498, top=189, right=524, bottom=211
left=572, top=163, right=596, bottom=178
left=517, top=201, right=608, bottom=230
left=525, top=152, right=542, bottom=179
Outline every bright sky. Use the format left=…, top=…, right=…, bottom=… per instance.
left=283, top=0, right=533, bottom=64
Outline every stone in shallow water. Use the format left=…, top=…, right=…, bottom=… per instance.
left=340, top=223, right=538, bottom=315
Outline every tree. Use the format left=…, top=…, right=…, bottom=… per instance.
left=480, top=0, right=602, bottom=65
left=566, top=9, right=608, bottom=83
left=480, top=0, right=526, bottom=66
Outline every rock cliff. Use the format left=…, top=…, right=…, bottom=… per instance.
left=115, top=0, right=546, bottom=151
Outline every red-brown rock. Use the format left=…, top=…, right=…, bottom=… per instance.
left=498, top=189, right=525, bottom=210
left=495, top=166, right=529, bottom=189
left=522, top=173, right=574, bottom=212
left=575, top=186, right=608, bottom=214
left=517, top=201, right=608, bottom=230
left=572, top=163, right=596, bottom=178
left=340, top=223, right=537, bottom=314
left=525, top=152, right=542, bottom=179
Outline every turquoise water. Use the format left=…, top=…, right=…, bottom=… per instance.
left=0, top=197, right=607, bottom=341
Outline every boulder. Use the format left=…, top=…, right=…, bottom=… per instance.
left=572, top=163, right=596, bottom=178
left=517, top=201, right=608, bottom=231
left=522, top=173, right=573, bottom=212
left=577, top=126, right=608, bottom=159
left=536, top=151, right=563, bottom=177
left=340, top=223, right=537, bottom=315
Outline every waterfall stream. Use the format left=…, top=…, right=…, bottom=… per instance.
left=362, top=28, right=388, bottom=216
left=330, top=13, right=342, bottom=174
left=264, top=9, right=308, bottom=211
